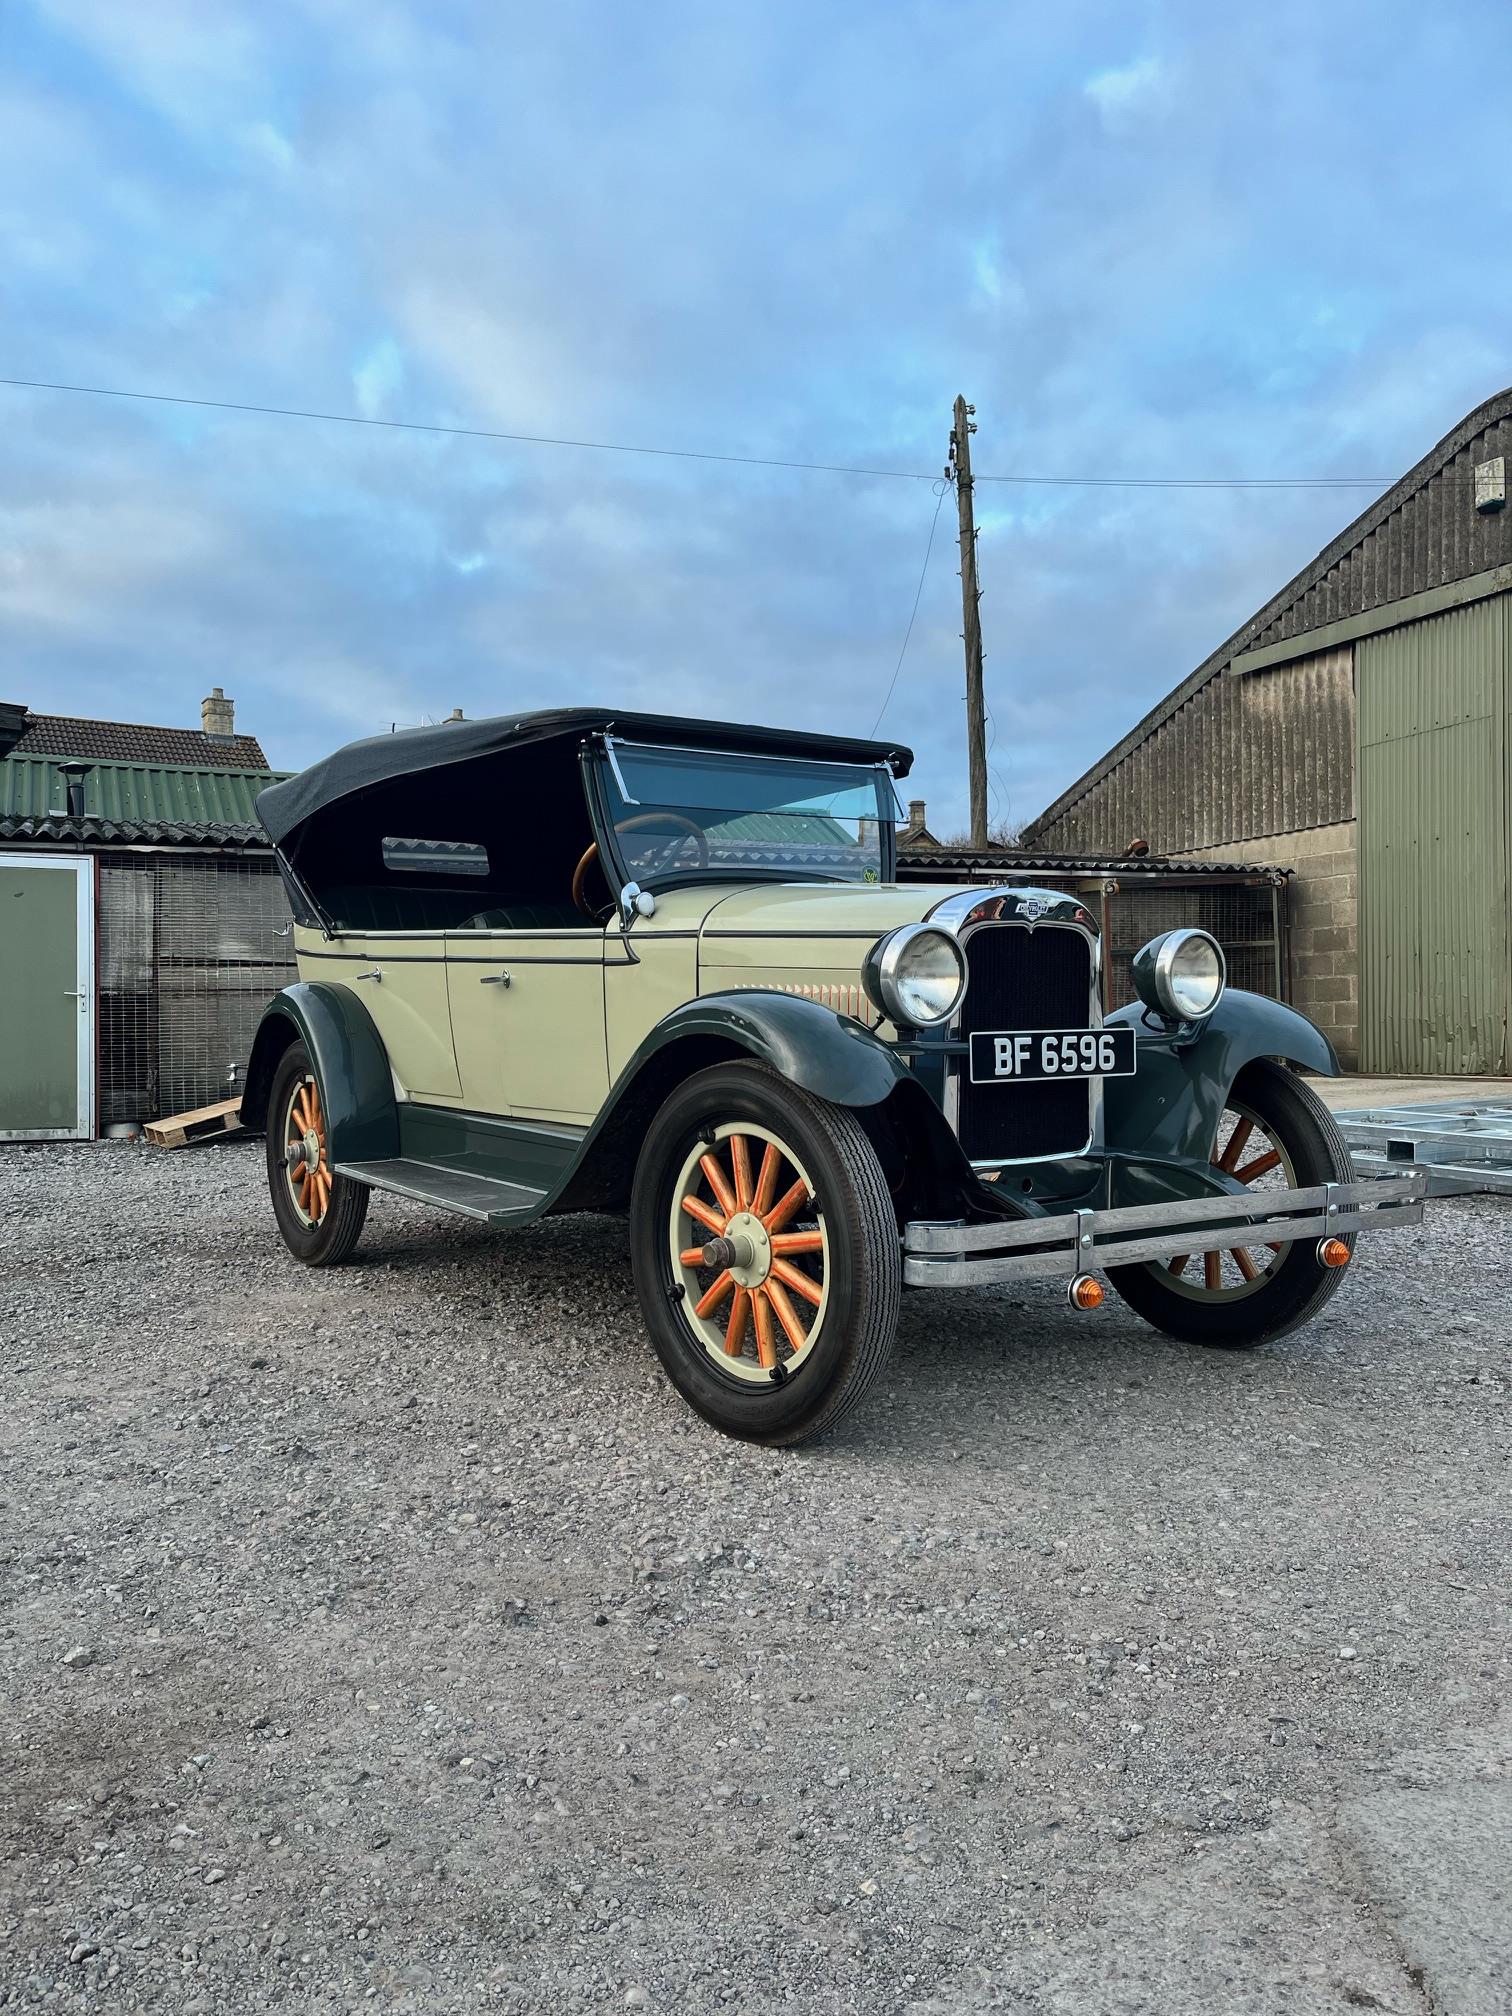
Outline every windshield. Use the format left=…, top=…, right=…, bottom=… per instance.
left=600, top=739, right=896, bottom=886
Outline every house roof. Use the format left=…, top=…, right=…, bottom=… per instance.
left=1026, top=383, right=1512, bottom=840
left=0, top=812, right=269, bottom=850
left=1, top=753, right=284, bottom=830
left=7, top=710, right=272, bottom=771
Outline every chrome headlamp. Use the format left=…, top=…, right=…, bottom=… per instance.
left=1132, top=927, right=1226, bottom=1023
left=862, top=923, right=966, bottom=1029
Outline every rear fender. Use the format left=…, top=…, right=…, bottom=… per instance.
left=1103, top=989, right=1339, bottom=1188
left=240, top=983, right=399, bottom=1163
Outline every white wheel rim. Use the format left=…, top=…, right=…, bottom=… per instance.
left=666, top=1121, right=831, bottom=1385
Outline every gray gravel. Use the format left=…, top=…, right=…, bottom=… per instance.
left=1, top=1138, right=1507, bottom=2013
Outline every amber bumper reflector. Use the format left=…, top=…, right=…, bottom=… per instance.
left=1317, top=1237, right=1352, bottom=1269
left=1067, top=1273, right=1105, bottom=1311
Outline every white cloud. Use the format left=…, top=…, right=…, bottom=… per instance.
left=1084, top=54, right=1172, bottom=135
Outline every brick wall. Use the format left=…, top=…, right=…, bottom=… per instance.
left=1176, top=821, right=1359, bottom=1069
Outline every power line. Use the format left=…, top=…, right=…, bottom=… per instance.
left=0, top=375, right=1395, bottom=490
left=871, top=478, right=950, bottom=737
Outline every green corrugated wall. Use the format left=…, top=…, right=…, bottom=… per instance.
left=1357, top=594, right=1511, bottom=1073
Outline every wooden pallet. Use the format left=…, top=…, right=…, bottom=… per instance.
left=144, top=1096, right=244, bottom=1150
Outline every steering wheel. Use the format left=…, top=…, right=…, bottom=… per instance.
left=572, top=813, right=710, bottom=919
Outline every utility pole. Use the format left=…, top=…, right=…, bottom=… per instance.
left=949, top=394, right=988, bottom=848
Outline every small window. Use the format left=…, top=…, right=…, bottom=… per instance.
left=381, top=836, right=490, bottom=877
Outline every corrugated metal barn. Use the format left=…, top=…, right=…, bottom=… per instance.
left=1024, top=387, right=1512, bottom=1074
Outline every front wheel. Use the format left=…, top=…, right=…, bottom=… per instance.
left=629, top=1063, right=902, bottom=1445
left=1106, top=1059, right=1354, bottom=1348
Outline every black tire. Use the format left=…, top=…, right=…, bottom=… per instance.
left=1107, top=1059, right=1354, bottom=1348
left=265, top=1041, right=369, bottom=1266
left=630, top=1062, right=902, bottom=1445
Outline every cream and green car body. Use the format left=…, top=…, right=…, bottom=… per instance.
left=244, top=708, right=1424, bottom=1444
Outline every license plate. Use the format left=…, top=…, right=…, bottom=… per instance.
left=968, top=1026, right=1136, bottom=1085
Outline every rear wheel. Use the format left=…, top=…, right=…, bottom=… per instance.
left=630, top=1063, right=901, bottom=1444
left=265, top=1041, right=369, bottom=1266
left=1106, top=1059, right=1353, bottom=1348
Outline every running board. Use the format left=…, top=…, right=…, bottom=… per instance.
left=334, top=1157, right=548, bottom=1226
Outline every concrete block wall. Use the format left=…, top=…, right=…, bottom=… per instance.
left=1177, top=821, right=1359, bottom=1069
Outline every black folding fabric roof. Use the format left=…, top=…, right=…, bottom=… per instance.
left=256, top=707, right=912, bottom=846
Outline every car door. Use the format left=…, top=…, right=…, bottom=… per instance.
left=298, top=928, right=462, bottom=1100
left=445, top=924, right=611, bottom=1124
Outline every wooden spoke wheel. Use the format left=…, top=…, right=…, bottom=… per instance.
left=1105, top=1059, right=1354, bottom=1349
left=1159, top=1092, right=1294, bottom=1303
left=264, top=1040, right=369, bottom=1267
left=667, top=1121, right=832, bottom=1384
left=630, top=1061, right=901, bottom=1444
left=283, top=1071, right=332, bottom=1226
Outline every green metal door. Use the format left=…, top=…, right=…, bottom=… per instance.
left=0, top=852, right=95, bottom=1137
left=1357, top=597, right=1511, bottom=1073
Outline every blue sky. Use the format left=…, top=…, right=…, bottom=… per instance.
left=3, top=1, right=1510, bottom=835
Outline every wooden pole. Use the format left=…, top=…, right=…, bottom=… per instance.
left=951, top=395, right=988, bottom=848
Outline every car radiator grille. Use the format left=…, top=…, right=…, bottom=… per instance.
left=954, top=923, right=1096, bottom=1162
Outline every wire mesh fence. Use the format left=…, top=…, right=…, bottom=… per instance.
left=98, top=852, right=295, bottom=1126
left=1100, top=879, right=1283, bottom=1011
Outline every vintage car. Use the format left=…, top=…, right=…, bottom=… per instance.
left=244, top=709, right=1424, bottom=1444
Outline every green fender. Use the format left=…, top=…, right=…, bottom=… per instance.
left=629, top=990, right=912, bottom=1107
left=1102, top=989, right=1338, bottom=1202
left=240, top=982, right=399, bottom=1163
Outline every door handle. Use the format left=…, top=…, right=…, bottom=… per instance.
left=479, top=969, right=512, bottom=988
left=354, top=968, right=383, bottom=983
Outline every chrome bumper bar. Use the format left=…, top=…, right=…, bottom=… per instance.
left=902, top=1171, right=1428, bottom=1288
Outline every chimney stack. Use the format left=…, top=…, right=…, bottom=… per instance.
left=905, top=798, right=927, bottom=834
left=201, top=686, right=235, bottom=739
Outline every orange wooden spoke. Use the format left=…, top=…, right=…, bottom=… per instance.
left=1204, top=1252, right=1222, bottom=1292
left=1217, top=1116, right=1255, bottom=1172
left=315, top=1170, right=330, bottom=1216
left=763, top=1179, right=811, bottom=1235
left=752, top=1289, right=777, bottom=1369
left=771, top=1230, right=824, bottom=1255
left=724, top=1288, right=751, bottom=1357
left=1169, top=1254, right=1190, bottom=1276
left=1234, top=1246, right=1260, bottom=1282
left=695, top=1269, right=735, bottom=1318
left=681, top=1195, right=725, bottom=1236
left=294, top=1163, right=310, bottom=1195
left=700, top=1152, right=737, bottom=1221
left=765, top=1276, right=809, bottom=1353
left=752, top=1142, right=780, bottom=1217
left=730, top=1134, right=753, bottom=1212
left=679, top=1245, right=708, bottom=1268
left=1267, top=1241, right=1286, bottom=1253
left=292, top=1090, right=310, bottom=1133
left=1235, top=1150, right=1282, bottom=1184
left=771, top=1257, right=822, bottom=1306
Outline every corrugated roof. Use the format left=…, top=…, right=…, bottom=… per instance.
left=0, top=813, right=270, bottom=849
left=899, top=846, right=1286, bottom=880
left=10, top=711, right=272, bottom=770
left=1027, top=384, right=1512, bottom=840
left=1, top=753, right=284, bottom=828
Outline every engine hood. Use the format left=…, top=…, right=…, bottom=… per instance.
left=697, top=880, right=955, bottom=945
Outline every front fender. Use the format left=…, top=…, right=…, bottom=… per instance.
left=640, top=990, right=912, bottom=1107
left=240, top=982, right=399, bottom=1163
left=1102, top=989, right=1339, bottom=1188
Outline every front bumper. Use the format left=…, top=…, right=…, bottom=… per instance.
left=902, top=1170, right=1427, bottom=1288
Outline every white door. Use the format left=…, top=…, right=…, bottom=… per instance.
left=0, top=852, right=95, bottom=1139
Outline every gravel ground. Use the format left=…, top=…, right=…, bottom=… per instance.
left=1, top=1139, right=1507, bottom=2014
